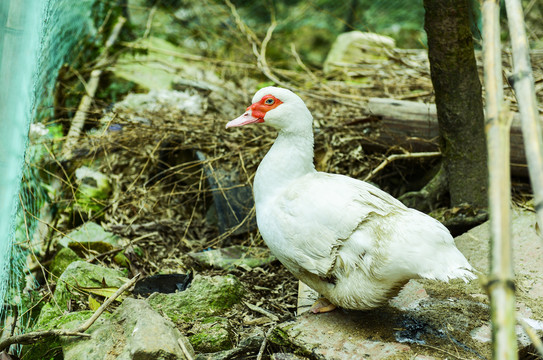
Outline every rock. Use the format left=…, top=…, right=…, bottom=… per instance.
left=189, top=316, right=233, bottom=353
left=148, top=274, right=244, bottom=323
left=271, top=311, right=412, bottom=360
left=188, top=245, right=275, bottom=270
left=62, top=298, right=195, bottom=360
left=73, top=166, right=111, bottom=220
left=58, top=222, right=120, bottom=255
left=49, top=247, right=81, bottom=278
left=148, top=275, right=243, bottom=355
left=323, top=31, right=395, bottom=76
left=53, top=261, right=129, bottom=311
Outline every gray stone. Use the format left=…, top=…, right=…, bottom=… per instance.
left=62, top=298, right=195, bottom=360
left=271, top=354, right=310, bottom=360
left=58, top=222, right=120, bottom=255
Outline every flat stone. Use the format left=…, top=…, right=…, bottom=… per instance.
left=273, top=311, right=411, bottom=359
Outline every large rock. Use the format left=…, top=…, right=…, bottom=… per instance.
left=148, top=274, right=244, bottom=353
left=62, top=298, right=195, bottom=360
left=148, top=274, right=244, bottom=323
left=272, top=209, right=543, bottom=359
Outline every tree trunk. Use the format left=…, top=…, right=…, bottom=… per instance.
left=423, top=0, right=488, bottom=207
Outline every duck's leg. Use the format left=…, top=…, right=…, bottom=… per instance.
left=310, top=298, right=337, bottom=313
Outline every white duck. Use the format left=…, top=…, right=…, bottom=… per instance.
left=226, top=86, right=475, bottom=313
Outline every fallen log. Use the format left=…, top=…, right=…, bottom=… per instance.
left=362, top=97, right=533, bottom=177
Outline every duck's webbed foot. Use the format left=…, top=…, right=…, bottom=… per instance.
left=310, top=297, right=337, bottom=313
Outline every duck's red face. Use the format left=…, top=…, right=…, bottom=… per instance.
left=226, top=94, right=283, bottom=128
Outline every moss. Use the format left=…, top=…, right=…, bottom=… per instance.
left=148, top=274, right=244, bottom=324
left=188, top=316, right=234, bottom=353
left=34, top=303, right=96, bottom=331
left=23, top=306, right=101, bottom=360
left=49, top=247, right=81, bottom=278
left=53, top=261, right=128, bottom=312
left=269, top=327, right=292, bottom=347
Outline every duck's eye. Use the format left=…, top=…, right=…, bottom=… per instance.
left=264, top=98, right=275, bottom=105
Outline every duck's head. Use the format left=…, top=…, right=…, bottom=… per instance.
left=226, top=86, right=312, bottom=133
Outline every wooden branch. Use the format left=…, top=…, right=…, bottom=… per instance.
left=60, top=16, right=126, bottom=160
left=482, top=0, right=518, bottom=358
left=504, top=0, right=543, bottom=237
left=365, top=97, right=538, bottom=177
left=363, top=151, right=441, bottom=182
left=244, top=302, right=279, bottom=322
left=256, top=326, right=275, bottom=360
left=0, top=274, right=139, bottom=353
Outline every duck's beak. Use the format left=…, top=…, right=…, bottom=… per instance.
left=226, top=110, right=264, bottom=129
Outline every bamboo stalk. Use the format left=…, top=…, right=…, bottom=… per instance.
left=60, top=16, right=126, bottom=160
left=482, top=0, right=518, bottom=359
left=504, top=0, right=543, bottom=238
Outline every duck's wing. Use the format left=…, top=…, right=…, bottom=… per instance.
left=264, top=172, right=474, bottom=282
left=263, top=172, right=406, bottom=278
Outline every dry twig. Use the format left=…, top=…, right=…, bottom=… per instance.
left=256, top=326, right=275, bottom=360
left=363, top=151, right=441, bottom=182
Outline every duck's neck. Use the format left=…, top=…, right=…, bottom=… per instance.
left=254, top=128, right=316, bottom=205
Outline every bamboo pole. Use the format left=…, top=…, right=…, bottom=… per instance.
left=482, top=0, right=518, bottom=359
left=504, top=0, right=543, bottom=238
left=60, top=16, right=126, bottom=160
